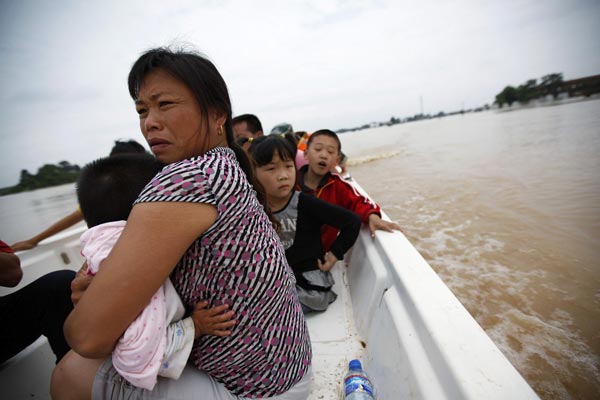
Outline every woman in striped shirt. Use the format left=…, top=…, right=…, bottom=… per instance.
left=51, top=47, right=312, bottom=400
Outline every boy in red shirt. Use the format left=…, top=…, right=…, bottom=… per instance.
left=296, top=129, right=401, bottom=252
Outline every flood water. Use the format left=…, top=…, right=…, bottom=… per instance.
left=342, top=98, right=600, bottom=399
left=1, top=98, right=599, bottom=399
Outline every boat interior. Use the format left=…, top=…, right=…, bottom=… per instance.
left=1, top=211, right=539, bottom=399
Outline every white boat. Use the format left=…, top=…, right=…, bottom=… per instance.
left=0, top=200, right=539, bottom=399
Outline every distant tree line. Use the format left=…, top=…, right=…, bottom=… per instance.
left=0, top=161, right=80, bottom=196
left=335, top=72, right=600, bottom=133
left=336, top=105, right=490, bottom=133
left=494, top=73, right=563, bottom=108
left=494, top=73, right=600, bottom=108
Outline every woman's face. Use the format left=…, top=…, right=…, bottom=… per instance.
left=255, top=151, right=296, bottom=206
left=135, top=69, right=223, bottom=164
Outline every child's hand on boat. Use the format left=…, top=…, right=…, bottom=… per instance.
left=317, top=252, right=338, bottom=272
left=191, top=300, right=236, bottom=338
left=368, top=214, right=402, bottom=237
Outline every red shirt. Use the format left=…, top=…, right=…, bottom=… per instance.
left=296, top=166, right=381, bottom=251
left=0, top=240, right=14, bottom=254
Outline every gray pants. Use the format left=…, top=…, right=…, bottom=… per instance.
left=92, top=358, right=312, bottom=400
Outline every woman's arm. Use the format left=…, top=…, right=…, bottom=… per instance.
left=11, top=209, right=83, bottom=251
left=64, top=201, right=217, bottom=358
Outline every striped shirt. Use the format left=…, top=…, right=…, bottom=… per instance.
left=135, top=147, right=311, bottom=397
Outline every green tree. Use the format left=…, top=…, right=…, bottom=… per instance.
left=18, top=169, right=35, bottom=188
left=495, top=86, right=518, bottom=107
left=541, top=73, right=563, bottom=99
left=516, top=79, right=538, bottom=104
left=1, top=162, right=81, bottom=195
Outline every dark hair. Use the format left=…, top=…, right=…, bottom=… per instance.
left=127, top=47, right=268, bottom=218
left=109, top=139, right=147, bottom=156
left=232, top=114, right=263, bottom=135
left=277, top=131, right=299, bottom=146
left=249, top=134, right=297, bottom=167
left=294, top=131, right=307, bottom=142
left=307, top=129, right=342, bottom=153
left=77, top=153, right=162, bottom=228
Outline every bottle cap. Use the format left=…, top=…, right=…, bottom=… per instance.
left=349, top=359, right=362, bottom=370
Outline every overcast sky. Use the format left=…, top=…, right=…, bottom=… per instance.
left=1, top=0, right=599, bottom=187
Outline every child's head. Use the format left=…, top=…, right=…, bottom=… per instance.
left=249, top=134, right=297, bottom=203
left=304, top=129, right=342, bottom=177
left=249, top=134, right=297, bottom=167
left=77, top=153, right=162, bottom=228
left=269, top=122, right=294, bottom=137
left=108, top=139, right=147, bottom=156
left=294, top=131, right=308, bottom=143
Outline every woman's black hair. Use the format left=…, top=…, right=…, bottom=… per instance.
left=248, top=134, right=297, bottom=168
left=127, top=47, right=269, bottom=216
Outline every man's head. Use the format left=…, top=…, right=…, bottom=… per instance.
left=304, top=129, right=342, bottom=177
left=232, top=114, right=263, bottom=141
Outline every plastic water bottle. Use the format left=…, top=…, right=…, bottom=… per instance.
left=343, top=359, right=375, bottom=399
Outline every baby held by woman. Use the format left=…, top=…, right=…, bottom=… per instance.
left=76, top=153, right=235, bottom=390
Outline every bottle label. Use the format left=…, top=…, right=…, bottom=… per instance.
left=344, top=375, right=374, bottom=396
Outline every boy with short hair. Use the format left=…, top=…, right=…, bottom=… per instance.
left=296, top=129, right=401, bottom=252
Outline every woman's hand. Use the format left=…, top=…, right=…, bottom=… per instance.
left=317, top=252, right=338, bottom=272
left=368, top=213, right=402, bottom=237
left=191, top=301, right=236, bottom=338
left=71, top=262, right=93, bottom=306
